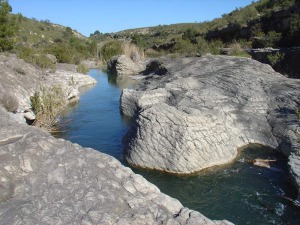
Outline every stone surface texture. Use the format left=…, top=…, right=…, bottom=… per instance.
left=0, top=54, right=96, bottom=122
left=107, top=55, right=145, bottom=76
left=121, top=56, right=300, bottom=197
left=0, top=54, right=232, bottom=224
left=0, top=107, right=232, bottom=225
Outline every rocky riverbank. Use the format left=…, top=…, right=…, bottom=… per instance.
left=0, top=54, right=96, bottom=124
left=0, top=54, right=232, bottom=224
left=120, top=55, right=300, bottom=199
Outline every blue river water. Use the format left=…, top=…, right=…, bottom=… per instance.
left=56, top=69, right=300, bottom=225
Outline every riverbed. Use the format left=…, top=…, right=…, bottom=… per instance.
left=57, top=69, right=300, bottom=225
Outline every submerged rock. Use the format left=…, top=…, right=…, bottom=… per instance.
left=121, top=55, right=300, bottom=197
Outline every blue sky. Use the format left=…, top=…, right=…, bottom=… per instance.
left=10, top=0, right=256, bottom=36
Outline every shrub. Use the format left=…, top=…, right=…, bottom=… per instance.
left=100, top=41, right=123, bottom=62
left=17, top=46, right=34, bottom=63
left=0, top=0, right=18, bottom=52
left=47, top=44, right=74, bottom=64
left=173, top=38, right=196, bottom=56
left=267, top=52, right=285, bottom=66
left=228, top=43, right=251, bottom=58
left=17, top=47, right=55, bottom=69
left=287, top=14, right=300, bottom=45
left=195, top=37, right=210, bottom=56
left=145, top=49, right=167, bottom=58
left=208, top=40, right=224, bottom=55
left=122, top=42, right=144, bottom=62
left=76, top=64, right=88, bottom=74
left=252, top=31, right=281, bottom=48
left=131, top=34, right=147, bottom=48
left=34, top=54, right=55, bottom=69
left=1, top=93, right=19, bottom=113
left=264, top=31, right=281, bottom=47
left=30, top=85, right=66, bottom=129
left=182, top=28, right=197, bottom=43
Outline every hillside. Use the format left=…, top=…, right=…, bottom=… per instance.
left=100, top=0, right=299, bottom=77
left=112, top=0, right=299, bottom=49
left=11, top=15, right=97, bottom=66
left=15, top=16, right=87, bottom=48
left=114, top=0, right=300, bottom=45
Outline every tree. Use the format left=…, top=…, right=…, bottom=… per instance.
left=0, top=0, right=18, bottom=52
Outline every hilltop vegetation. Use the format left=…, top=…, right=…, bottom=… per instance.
left=1, top=0, right=299, bottom=72
left=0, top=0, right=97, bottom=70
left=14, top=16, right=97, bottom=66
left=105, top=0, right=299, bottom=57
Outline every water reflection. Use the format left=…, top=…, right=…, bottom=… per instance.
left=107, top=72, right=138, bottom=89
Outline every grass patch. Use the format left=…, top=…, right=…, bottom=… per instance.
left=30, top=85, right=66, bottom=130
left=76, top=64, right=88, bottom=74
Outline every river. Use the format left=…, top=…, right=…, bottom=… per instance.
left=56, top=69, right=300, bottom=225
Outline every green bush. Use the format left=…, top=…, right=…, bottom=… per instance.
left=195, top=37, right=210, bottom=56
left=267, top=52, right=285, bottom=66
left=16, top=46, right=34, bottom=63
left=47, top=44, right=75, bottom=64
left=30, top=85, right=66, bottom=130
left=264, top=31, right=281, bottom=47
left=287, top=14, right=300, bottom=45
left=173, top=38, right=196, bottom=56
left=182, top=28, right=197, bottom=43
left=209, top=40, right=224, bottom=55
left=0, top=0, right=18, bottom=52
left=228, top=43, right=251, bottom=58
left=252, top=31, right=281, bottom=48
left=101, top=41, right=123, bottom=62
left=17, top=47, right=55, bottom=69
left=76, top=64, right=88, bottom=74
left=131, top=34, right=147, bottom=48
left=34, top=54, right=55, bottom=69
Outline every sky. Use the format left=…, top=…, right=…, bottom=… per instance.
left=10, top=0, right=256, bottom=37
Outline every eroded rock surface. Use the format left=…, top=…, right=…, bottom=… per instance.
left=107, top=55, right=145, bottom=76
left=0, top=53, right=232, bottom=224
left=0, top=54, right=96, bottom=122
left=0, top=105, right=232, bottom=225
left=121, top=56, right=300, bottom=196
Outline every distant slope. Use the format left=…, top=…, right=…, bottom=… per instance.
left=112, top=0, right=299, bottom=49
left=15, top=16, right=87, bottom=48
left=13, top=15, right=97, bottom=65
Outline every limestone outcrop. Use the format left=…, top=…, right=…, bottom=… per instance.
left=107, top=55, right=145, bottom=76
left=0, top=53, right=233, bottom=224
left=0, top=54, right=96, bottom=123
left=121, top=55, right=300, bottom=197
left=0, top=106, right=232, bottom=225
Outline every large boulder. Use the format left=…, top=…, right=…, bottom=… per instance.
left=107, top=55, right=144, bottom=76
left=0, top=106, right=232, bottom=225
left=121, top=55, right=300, bottom=198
